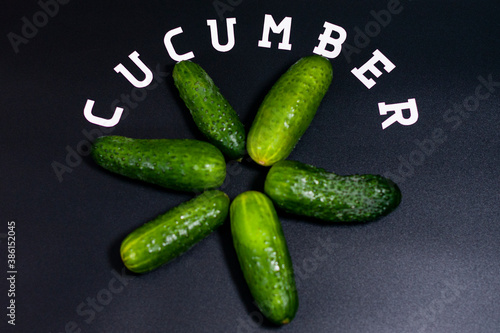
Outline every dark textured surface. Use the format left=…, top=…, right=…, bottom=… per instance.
left=2, top=1, right=500, bottom=332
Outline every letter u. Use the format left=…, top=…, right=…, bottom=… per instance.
left=83, top=99, right=124, bottom=127
left=114, top=51, right=153, bottom=88
left=207, top=18, right=237, bottom=52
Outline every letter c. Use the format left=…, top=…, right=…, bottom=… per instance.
left=164, top=27, right=195, bottom=61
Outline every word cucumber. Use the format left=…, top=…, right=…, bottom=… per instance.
left=83, top=14, right=419, bottom=130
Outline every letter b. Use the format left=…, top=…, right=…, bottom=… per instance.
left=313, top=21, right=347, bottom=59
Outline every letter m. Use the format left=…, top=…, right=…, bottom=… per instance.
left=258, top=14, right=292, bottom=50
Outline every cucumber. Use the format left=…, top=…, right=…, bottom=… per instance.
left=230, top=191, right=298, bottom=325
left=91, top=136, right=226, bottom=192
left=121, top=190, right=230, bottom=273
left=247, top=55, right=333, bottom=166
left=264, top=160, right=402, bottom=223
left=173, top=60, right=246, bottom=160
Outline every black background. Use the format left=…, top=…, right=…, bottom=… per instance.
left=2, top=1, right=500, bottom=332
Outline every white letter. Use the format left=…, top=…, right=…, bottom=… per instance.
left=351, top=49, right=396, bottom=89
left=113, top=51, right=153, bottom=88
left=207, top=18, right=236, bottom=52
left=378, top=98, right=419, bottom=129
left=164, top=27, right=195, bottom=61
left=83, top=100, right=124, bottom=127
left=258, top=14, right=292, bottom=50
left=312, top=22, right=347, bottom=59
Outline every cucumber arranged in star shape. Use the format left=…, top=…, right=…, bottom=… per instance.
left=91, top=55, right=402, bottom=326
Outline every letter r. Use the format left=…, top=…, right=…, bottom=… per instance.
left=378, top=98, right=419, bottom=129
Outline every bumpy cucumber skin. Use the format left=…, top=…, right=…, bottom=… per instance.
left=247, top=55, right=333, bottom=166
left=230, top=191, right=298, bottom=325
left=264, top=160, right=402, bottom=223
left=121, top=190, right=230, bottom=273
left=91, top=136, right=226, bottom=192
left=173, top=60, right=246, bottom=160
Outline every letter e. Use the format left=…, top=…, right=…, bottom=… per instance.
left=351, top=49, right=395, bottom=89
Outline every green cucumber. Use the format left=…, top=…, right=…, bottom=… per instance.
left=91, top=136, right=226, bottom=192
left=121, top=190, right=230, bottom=273
left=230, top=191, right=298, bottom=325
left=173, top=60, right=246, bottom=160
left=247, top=55, right=333, bottom=166
left=264, top=160, right=402, bottom=223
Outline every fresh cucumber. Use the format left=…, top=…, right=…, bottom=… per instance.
left=173, top=60, right=246, bottom=160
left=247, top=55, right=333, bottom=166
left=230, top=191, right=298, bottom=325
left=121, top=190, right=230, bottom=273
left=91, top=136, right=226, bottom=192
left=264, top=160, right=401, bottom=223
